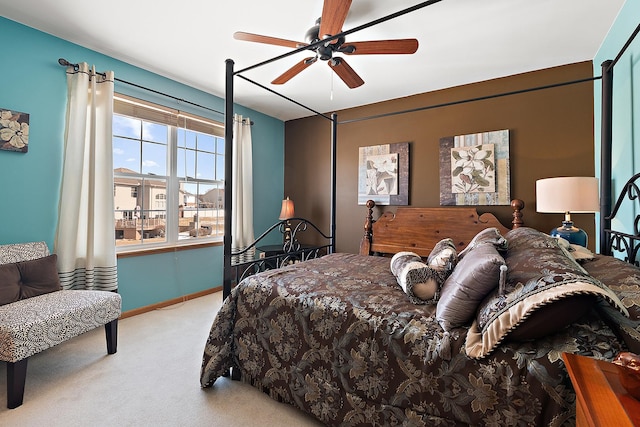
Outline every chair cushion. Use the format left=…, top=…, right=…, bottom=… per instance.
left=0, top=241, right=49, bottom=264
left=0, top=290, right=121, bottom=362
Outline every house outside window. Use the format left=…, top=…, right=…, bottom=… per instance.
left=112, top=94, right=224, bottom=250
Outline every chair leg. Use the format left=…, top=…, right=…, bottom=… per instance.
left=7, top=358, right=28, bottom=409
left=105, top=319, right=118, bottom=355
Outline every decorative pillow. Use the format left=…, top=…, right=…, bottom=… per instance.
left=390, top=251, right=440, bottom=304
left=458, top=227, right=508, bottom=259
left=465, top=227, right=628, bottom=359
left=554, top=236, right=595, bottom=262
left=569, top=244, right=595, bottom=261
left=0, top=263, right=21, bottom=306
left=426, top=238, right=457, bottom=278
left=436, top=243, right=507, bottom=331
left=16, top=254, right=62, bottom=299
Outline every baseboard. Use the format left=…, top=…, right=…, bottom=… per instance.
left=120, top=286, right=222, bottom=319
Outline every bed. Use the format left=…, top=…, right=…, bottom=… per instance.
left=202, top=3, right=640, bottom=425
left=200, top=195, right=640, bottom=426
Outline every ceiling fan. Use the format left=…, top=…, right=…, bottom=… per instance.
left=234, top=0, right=419, bottom=89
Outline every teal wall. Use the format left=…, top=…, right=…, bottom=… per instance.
left=0, top=17, right=285, bottom=312
left=594, top=0, right=640, bottom=250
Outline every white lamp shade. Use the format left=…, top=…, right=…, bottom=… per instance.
left=536, top=177, right=600, bottom=213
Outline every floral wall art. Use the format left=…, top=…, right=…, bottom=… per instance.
left=358, top=142, right=409, bottom=205
left=439, top=129, right=510, bottom=205
left=0, top=109, right=29, bottom=153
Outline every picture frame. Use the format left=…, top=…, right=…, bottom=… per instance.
left=439, top=129, right=510, bottom=205
left=0, top=108, right=29, bottom=153
left=358, top=142, right=409, bottom=205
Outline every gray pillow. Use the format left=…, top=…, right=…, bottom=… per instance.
left=436, top=243, right=507, bottom=331
left=458, top=227, right=507, bottom=259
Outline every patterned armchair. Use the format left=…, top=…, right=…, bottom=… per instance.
left=0, top=242, right=121, bottom=408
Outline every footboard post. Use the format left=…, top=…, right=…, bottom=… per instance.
left=359, top=200, right=375, bottom=255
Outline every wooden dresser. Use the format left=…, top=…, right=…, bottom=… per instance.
left=563, top=352, right=640, bottom=426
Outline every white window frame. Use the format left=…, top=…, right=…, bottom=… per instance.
left=113, top=94, right=225, bottom=252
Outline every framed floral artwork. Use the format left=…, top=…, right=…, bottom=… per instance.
left=358, top=142, right=409, bottom=205
left=0, top=109, right=29, bottom=153
left=439, top=129, right=510, bottom=205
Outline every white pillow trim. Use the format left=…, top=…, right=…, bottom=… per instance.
left=465, top=280, right=629, bottom=359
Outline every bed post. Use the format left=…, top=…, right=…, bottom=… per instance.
left=600, top=60, right=613, bottom=256
left=223, top=59, right=234, bottom=300
left=359, top=200, right=375, bottom=255
left=511, top=199, right=524, bottom=229
left=330, top=113, right=337, bottom=254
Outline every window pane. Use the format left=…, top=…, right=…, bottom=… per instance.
left=115, top=177, right=167, bottom=246
left=197, top=151, right=215, bottom=180
left=177, top=147, right=196, bottom=179
left=216, top=154, right=225, bottom=181
left=142, top=122, right=168, bottom=143
left=178, top=128, right=196, bottom=149
left=197, top=133, right=215, bottom=153
left=177, top=182, right=223, bottom=241
left=113, top=137, right=141, bottom=173
left=179, top=181, right=197, bottom=240
left=216, top=137, right=224, bottom=155
left=142, top=142, right=167, bottom=175
left=113, top=115, right=141, bottom=139
left=202, top=183, right=224, bottom=237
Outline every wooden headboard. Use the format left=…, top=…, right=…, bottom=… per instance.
left=359, top=199, right=524, bottom=257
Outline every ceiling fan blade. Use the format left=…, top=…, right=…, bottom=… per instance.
left=234, top=31, right=306, bottom=49
left=319, top=0, right=352, bottom=43
left=272, top=57, right=317, bottom=85
left=343, top=39, right=419, bottom=55
left=328, top=57, right=364, bottom=89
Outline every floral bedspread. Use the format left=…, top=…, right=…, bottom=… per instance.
left=200, top=253, right=626, bottom=426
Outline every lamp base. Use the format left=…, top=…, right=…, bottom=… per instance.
left=550, top=221, right=588, bottom=247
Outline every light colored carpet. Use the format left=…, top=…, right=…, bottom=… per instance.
left=0, top=292, right=324, bottom=426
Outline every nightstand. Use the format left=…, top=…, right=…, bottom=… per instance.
left=562, top=352, right=640, bottom=426
left=256, top=244, right=322, bottom=259
left=256, top=244, right=290, bottom=258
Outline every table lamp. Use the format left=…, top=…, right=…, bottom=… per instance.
left=536, top=177, right=599, bottom=247
left=279, top=197, right=295, bottom=221
left=279, top=197, right=295, bottom=245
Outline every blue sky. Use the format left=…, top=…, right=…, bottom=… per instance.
left=112, top=114, right=224, bottom=182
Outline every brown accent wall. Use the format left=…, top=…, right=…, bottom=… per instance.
left=285, top=62, right=596, bottom=253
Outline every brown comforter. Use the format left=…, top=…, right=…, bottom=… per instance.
left=200, top=253, right=626, bottom=426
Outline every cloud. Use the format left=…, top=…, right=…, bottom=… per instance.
left=113, top=148, right=124, bottom=155
left=143, top=160, right=159, bottom=168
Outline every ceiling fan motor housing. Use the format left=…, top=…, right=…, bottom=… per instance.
left=305, top=20, right=345, bottom=61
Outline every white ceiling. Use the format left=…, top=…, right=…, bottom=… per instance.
left=0, top=0, right=626, bottom=121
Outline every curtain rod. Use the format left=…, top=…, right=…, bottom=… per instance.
left=338, top=75, right=601, bottom=125
left=57, top=58, right=226, bottom=120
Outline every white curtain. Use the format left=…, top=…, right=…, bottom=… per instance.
left=54, top=63, right=117, bottom=291
left=231, top=115, right=254, bottom=257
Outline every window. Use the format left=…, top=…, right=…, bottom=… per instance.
left=112, top=94, right=224, bottom=249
